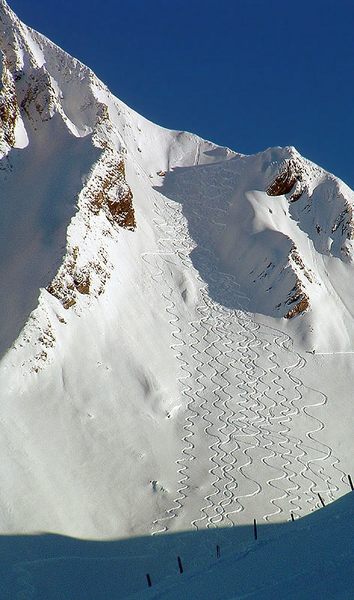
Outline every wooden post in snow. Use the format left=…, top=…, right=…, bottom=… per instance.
left=348, top=474, right=354, bottom=491
left=318, top=493, right=325, bottom=507
left=177, top=556, right=183, bottom=574
left=253, top=518, right=258, bottom=540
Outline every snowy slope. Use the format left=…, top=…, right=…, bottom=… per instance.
left=0, top=0, right=353, bottom=546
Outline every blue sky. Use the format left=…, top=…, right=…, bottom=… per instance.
left=10, top=0, right=354, bottom=188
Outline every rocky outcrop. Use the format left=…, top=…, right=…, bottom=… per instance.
left=284, top=279, right=309, bottom=319
left=285, top=296, right=309, bottom=319
left=267, top=160, right=298, bottom=197
left=88, top=155, right=135, bottom=230
left=283, top=245, right=312, bottom=318
left=266, top=157, right=307, bottom=201
left=0, top=53, right=18, bottom=153
left=47, top=246, right=100, bottom=310
left=18, top=68, right=56, bottom=124
left=46, top=148, right=135, bottom=310
left=330, top=190, right=354, bottom=260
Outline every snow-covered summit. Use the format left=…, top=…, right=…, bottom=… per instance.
left=2, top=0, right=354, bottom=344
left=0, top=0, right=352, bottom=543
left=0, top=0, right=232, bottom=356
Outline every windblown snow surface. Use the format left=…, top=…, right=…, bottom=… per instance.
left=0, top=0, right=353, bottom=597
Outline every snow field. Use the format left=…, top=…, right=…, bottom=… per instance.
left=139, top=180, right=349, bottom=534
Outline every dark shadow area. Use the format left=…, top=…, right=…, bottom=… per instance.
left=287, top=181, right=351, bottom=262
left=154, top=156, right=297, bottom=318
left=0, top=114, right=101, bottom=358
left=155, top=157, right=247, bottom=310
left=0, top=493, right=352, bottom=599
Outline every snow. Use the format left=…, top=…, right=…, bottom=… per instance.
left=13, top=111, right=28, bottom=148
left=0, top=114, right=100, bottom=356
left=0, top=491, right=352, bottom=598
left=0, top=1, right=353, bottom=597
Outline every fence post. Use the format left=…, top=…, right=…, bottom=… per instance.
left=253, top=518, right=258, bottom=540
left=291, top=512, right=295, bottom=522
left=146, top=574, right=152, bottom=588
left=177, top=556, right=183, bottom=574
left=216, top=544, right=221, bottom=559
left=348, top=474, right=354, bottom=491
left=318, top=493, right=325, bottom=507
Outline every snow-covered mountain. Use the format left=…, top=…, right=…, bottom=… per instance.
left=0, top=0, right=353, bottom=543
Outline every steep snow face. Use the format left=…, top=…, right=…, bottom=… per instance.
left=0, top=0, right=352, bottom=540
left=159, top=145, right=354, bottom=332
left=0, top=0, right=230, bottom=361
left=0, top=114, right=100, bottom=356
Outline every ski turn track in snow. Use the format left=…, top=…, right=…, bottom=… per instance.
left=141, top=178, right=347, bottom=534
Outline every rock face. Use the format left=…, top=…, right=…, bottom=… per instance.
left=88, top=155, right=135, bottom=230
left=0, top=54, right=18, bottom=149
left=46, top=153, right=135, bottom=312
left=267, top=159, right=299, bottom=198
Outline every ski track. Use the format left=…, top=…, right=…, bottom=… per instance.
left=142, top=201, right=196, bottom=534
left=141, top=179, right=346, bottom=535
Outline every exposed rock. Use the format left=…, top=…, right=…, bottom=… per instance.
left=284, top=278, right=310, bottom=319
left=46, top=148, right=135, bottom=311
left=266, top=156, right=317, bottom=202
left=74, top=274, right=90, bottom=295
left=19, top=68, right=56, bottom=123
left=88, top=153, right=135, bottom=230
left=290, top=246, right=314, bottom=283
left=267, top=161, right=298, bottom=197
left=46, top=251, right=77, bottom=310
left=285, top=296, right=309, bottom=319
left=331, top=196, right=354, bottom=248
left=0, top=52, right=18, bottom=152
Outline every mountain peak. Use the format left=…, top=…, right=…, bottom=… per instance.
left=1, top=1, right=354, bottom=350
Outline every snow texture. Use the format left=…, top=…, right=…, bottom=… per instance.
left=0, top=2, right=353, bottom=597
left=0, top=492, right=352, bottom=599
